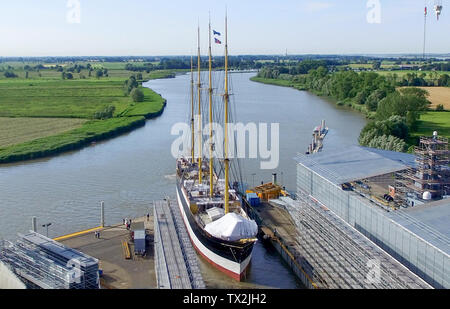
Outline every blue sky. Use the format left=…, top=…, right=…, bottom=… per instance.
left=0, top=0, right=448, bottom=56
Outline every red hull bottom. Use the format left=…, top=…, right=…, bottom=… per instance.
left=190, top=236, right=248, bottom=281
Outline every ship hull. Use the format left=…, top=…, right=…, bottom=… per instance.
left=176, top=179, right=254, bottom=281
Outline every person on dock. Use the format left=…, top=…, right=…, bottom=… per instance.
left=146, top=213, right=150, bottom=221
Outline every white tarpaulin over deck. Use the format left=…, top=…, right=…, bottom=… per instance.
left=205, top=213, right=258, bottom=241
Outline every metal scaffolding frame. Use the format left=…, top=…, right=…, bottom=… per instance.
left=0, top=232, right=99, bottom=289
left=281, top=193, right=432, bottom=289
left=396, top=135, right=449, bottom=202
left=154, top=200, right=205, bottom=289
left=167, top=199, right=206, bottom=289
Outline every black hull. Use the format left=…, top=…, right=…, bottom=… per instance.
left=176, top=178, right=255, bottom=279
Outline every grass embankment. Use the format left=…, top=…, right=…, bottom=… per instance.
left=250, top=76, right=307, bottom=90
left=0, top=117, right=145, bottom=163
left=118, top=88, right=166, bottom=118
left=0, top=69, right=169, bottom=164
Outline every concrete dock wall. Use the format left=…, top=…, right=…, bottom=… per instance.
left=243, top=201, right=316, bottom=289
left=268, top=239, right=315, bottom=289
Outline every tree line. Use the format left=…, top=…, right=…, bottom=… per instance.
left=257, top=62, right=433, bottom=152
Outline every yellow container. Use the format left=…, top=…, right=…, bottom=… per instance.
left=190, top=203, right=199, bottom=214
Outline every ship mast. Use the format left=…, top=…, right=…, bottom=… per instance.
left=224, top=12, right=230, bottom=214
left=208, top=16, right=214, bottom=198
left=197, top=25, right=203, bottom=184
left=190, top=56, right=195, bottom=162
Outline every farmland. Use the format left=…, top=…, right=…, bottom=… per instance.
left=0, top=118, right=86, bottom=148
left=0, top=80, right=134, bottom=118
left=0, top=62, right=170, bottom=163
left=415, top=87, right=450, bottom=110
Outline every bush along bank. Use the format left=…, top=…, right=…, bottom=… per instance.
left=253, top=67, right=434, bottom=152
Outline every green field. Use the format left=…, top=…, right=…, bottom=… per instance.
left=0, top=80, right=135, bottom=118
left=0, top=118, right=87, bottom=148
left=412, top=111, right=450, bottom=140
left=0, top=79, right=167, bottom=119
left=0, top=63, right=170, bottom=163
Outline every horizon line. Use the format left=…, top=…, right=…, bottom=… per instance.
left=2, top=53, right=450, bottom=59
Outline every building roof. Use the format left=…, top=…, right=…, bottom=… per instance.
left=389, top=199, right=450, bottom=255
left=295, top=146, right=415, bottom=185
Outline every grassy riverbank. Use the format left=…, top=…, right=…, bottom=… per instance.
left=0, top=117, right=146, bottom=163
left=0, top=65, right=170, bottom=164
left=250, top=76, right=302, bottom=88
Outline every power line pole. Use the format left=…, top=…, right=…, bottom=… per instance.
left=423, top=6, right=427, bottom=60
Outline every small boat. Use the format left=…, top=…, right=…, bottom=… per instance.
left=306, top=120, right=328, bottom=154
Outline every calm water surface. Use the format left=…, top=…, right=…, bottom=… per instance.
left=0, top=72, right=366, bottom=288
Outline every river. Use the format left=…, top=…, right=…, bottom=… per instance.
left=0, top=72, right=366, bottom=288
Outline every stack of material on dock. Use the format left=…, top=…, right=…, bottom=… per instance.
left=154, top=200, right=205, bottom=289
left=0, top=232, right=99, bottom=289
left=251, top=183, right=282, bottom=201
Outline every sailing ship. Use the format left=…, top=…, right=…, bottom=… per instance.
left=175, top=14, right=258, bottom=281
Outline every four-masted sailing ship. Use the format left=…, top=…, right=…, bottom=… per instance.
left=176, top=14, right=258, bottom=281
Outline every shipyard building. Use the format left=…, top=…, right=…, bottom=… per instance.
left=295, top=136, right=449, bottom=289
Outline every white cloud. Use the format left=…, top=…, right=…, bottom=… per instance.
left=305, top=1, right=334, bottom=12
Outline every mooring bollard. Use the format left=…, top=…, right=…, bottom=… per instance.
left=31, top=217, right=37, bottom=232
left=100, top=201, right=105, bottom=228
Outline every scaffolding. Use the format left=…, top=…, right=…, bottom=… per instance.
left=281, top=194, right=431, bottom=289
left=154, top=200, right=205, bottom=289
left=0, top=232, right=99, bottom=289
left=396, top=135, right=449, bottom=203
